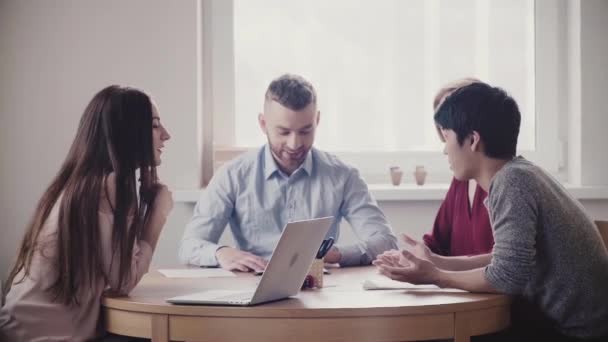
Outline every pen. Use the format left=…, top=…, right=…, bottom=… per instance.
left=316, top=237, right=335, bottom=259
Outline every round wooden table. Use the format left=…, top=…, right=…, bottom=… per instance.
left=103, top=266, right=510, bottom=342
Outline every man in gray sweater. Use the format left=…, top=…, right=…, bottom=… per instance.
left=374, top=82, right=608, bottom=340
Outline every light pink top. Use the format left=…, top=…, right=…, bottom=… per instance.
left=0, top=203, right=153, bottom=341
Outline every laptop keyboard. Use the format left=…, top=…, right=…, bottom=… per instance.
left=214, top=291, right=255, bottom=303
left=215, top=292, right=253, bottom=300
left=167, top=289, right=256, bottom=305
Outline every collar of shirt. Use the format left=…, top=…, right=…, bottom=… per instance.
left=263, top=144, right=313, bottom=180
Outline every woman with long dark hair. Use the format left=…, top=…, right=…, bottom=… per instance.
left=1, top=85, right=172, bottom=341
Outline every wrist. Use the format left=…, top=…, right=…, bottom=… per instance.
left=429, top=252, right=442, bottom=267
left=433, top=268, right=447, bottom=288
left=214, top=245, right=229, bottom=258
left=324, top=246, right=341, bottom=264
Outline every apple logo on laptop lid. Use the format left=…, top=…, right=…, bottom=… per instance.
left=289, top=253, right=299, bottom=268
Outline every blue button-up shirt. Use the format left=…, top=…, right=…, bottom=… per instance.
left=179, top=145, right=397, bottom=267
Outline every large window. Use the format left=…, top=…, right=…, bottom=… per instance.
left=204, top=0, right=559, bottom=184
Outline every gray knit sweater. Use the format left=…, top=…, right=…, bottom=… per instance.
left=484, top=157, right=608, bottom=338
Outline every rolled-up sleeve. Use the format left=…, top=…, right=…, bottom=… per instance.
left=178, top=167, right=235, bottom=266
left=484, top=173, right=537, bottom=294
left=338, top=168, right=398, bottom=266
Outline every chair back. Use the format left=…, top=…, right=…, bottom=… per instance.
left=595, top=221, right=608, bottom=248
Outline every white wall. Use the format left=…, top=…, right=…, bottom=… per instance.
left=0, top=0, right=199, bottom=279
left=1, top=0, right=608, bottom=279
left=565, top=0, right=608, bottom=186
left=579, top=0, right=608, bottom=185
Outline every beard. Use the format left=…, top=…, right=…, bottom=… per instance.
left=268, top=140, right=309, bottom=173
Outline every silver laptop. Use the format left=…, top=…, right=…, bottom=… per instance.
left=166, top=216, right=333, bottom=306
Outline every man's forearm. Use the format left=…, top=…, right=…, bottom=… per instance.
left=179, top=236, right=224, bottom=266
left=365, top=232, right=399, bottom=262
left=336, top=243, right=366, bottom=266
left=337, top=231, right=398, bottom=267
left=431, top=253, right=492, bottom=271
left=436, top=267, right=500, bottom=293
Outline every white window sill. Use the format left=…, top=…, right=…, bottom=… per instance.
left=174, top=183, right=608, bottom=203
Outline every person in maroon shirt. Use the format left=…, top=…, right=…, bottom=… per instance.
left=423, top=178, right=493, bottom=256
left=422, top=78, right=494, bottom=256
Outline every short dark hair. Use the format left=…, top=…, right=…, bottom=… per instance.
left=434, top=82, right=521, bottom=159
left=265, top=74, right=317, bottom=111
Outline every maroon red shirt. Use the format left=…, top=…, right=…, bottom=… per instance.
left=423, top=178, right=494, bottom=256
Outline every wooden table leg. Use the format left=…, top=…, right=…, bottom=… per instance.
left=454, top=305, right=511, bottom=342
left=151, top=314, right=169, bottom=342
left=454, top=312, right=471, bottom=342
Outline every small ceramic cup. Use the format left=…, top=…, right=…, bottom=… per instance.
left=414, top=165, right=427, bottom=186
left=389, top=166, right=403, bottom=186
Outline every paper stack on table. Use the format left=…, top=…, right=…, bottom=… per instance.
left=158, top=268, right=236, bottom=278
left=362, top=277, right=439, bottom=290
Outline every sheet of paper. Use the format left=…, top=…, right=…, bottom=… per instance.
left=158, top=268, right=236, bottom=278
left=362, top=277, right=439, bottom=290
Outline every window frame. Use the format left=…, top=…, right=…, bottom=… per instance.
left=200, top=0, right=562, bottom=185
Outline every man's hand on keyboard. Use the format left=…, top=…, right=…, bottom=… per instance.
left=215, top=247, right=268, bottom=273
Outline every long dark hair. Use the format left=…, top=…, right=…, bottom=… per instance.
left=5, top=85, right=158, bottom=305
